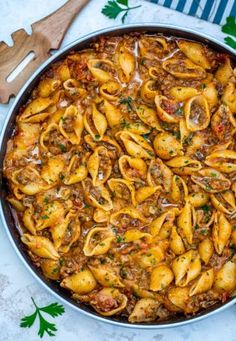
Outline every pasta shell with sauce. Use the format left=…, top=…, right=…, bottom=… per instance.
left=169, top=86, right=199, bottom=101
left=89, top=265, right=124, bottom=288
left=38, top=79, right=61, bottom=98
left=107, top=178, right=136, bottom=206
left=110, top=207, right=148, bottom=228
left=162, top=58, right=206, bottom=79
left=184, top=95, right=210, bottom=131
left=22, top=206, right=36, bottom=235
left=91, top=288, right=127, bottom=316
left=171, top=175, right=188, bottom=203
left=84, top=104, right=107, bottom=141
left=215, top=57, right=233, bottom=85
left=170, top=226, right=185, bottom=255
left=191, top=168, right=231, bottom=193
left=136, top=104, right=162, bottom=130
left=212, top=212, right=232, bottom=255
left=147, top=158, right=173, bottom=193
left=21, top=234, right=59, bottom=260
left=123, top=229, right=152, bottom=243
left=118, top=155, right=147, bottom=182
left=11, top=166, right=50, bottom=195
left=211, top=104, right=236, bottom=141
left=36, top=201, right=65, bottom=231
left=222, top=82, right=236, bottom=113
left=87, top=59, right=114, bottom=83
left=167, top=287, right=190, bottom=312
left=198, top=238, right=214, bottom=265
left=166, top=156, right=202, bottom=176
left=41, top=156, right=65, bottom=184
left=155, top=95, right=181, bottom=123
left=51, top=209, right=80, bottom=251
left=99, top=100, right=123, bottom=128
left=116, top=45, right=135, bottom=83
left=177, top=201, right=195, bottom=244
left=141, top=80, right=159, bottom=103
left=87, top=146, right=112, bottom=186
left=153, top=132, right=183, bottom=160
left=84, top=134, right=121, bottom=160
left=189, top=269, right=214, bottom=296
left=177, top=40, right=211, bottom=69
left=205, top=150, right=236, bottom=173
left=58, top=105, right=84, bottom=145
left=202, top=82, right=218, bottom=110
left=117, top=131, right=154, bottom=159
left=19, top=97, right=53, bottom=122
left=82, top=179, right=113, bottom=211
left=210, top=190, right=236, bottom=215
left=214, top=260, right=236, bottom=293
left=128, top=298, right=161, bottom=323
left=150, top=265, right=174, bottom=291
left=61, top=269, right=97, bottom=294
left=99, top=80, right=121, bottom=101
left=150, top=209, right=176, bottom=237
left=63, top=154, right=88, bottom=185
left=172, top=250, right=201, bottom=286
left=135, top=185, right=161, bottom=204
left=83, top=227, right=115, bottom=256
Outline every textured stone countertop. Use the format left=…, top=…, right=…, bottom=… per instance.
left=0, top=1, right=235, bottom=340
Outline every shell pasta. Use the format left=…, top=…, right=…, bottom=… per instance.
left=3, top=33, right=236, bottom=323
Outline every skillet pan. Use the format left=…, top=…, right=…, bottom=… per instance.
left=0, top=24, right=235, bottom=328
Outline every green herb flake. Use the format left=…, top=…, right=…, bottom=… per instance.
left=20, top=297, right=65, bottom=338
left=201, top=204, right=210, bottom=213
left=58, top=143, right=67, bottom=153
left=200, top=83, right=206, bottom=90
left=119, top=96, right=133, bottom=111
left=116, top=235, right=124, bottom=243
left=43, top=197, right=49, bottom=204
left=95, top=134, right=101, bottom=140
left=41, top=215, right=49, bottom=220
left=59, top=174, right=65, bottom=180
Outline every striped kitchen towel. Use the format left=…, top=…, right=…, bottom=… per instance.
left=147, top=0, right=236, bottom=25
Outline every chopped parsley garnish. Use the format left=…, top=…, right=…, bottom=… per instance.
left=41, top=215, right=49, bottom=220
left=201, top=204, right=210, bottom=213
left=58, top=143, right=67, bottom=153
left=95, top=134, right=101, bottom=140
left=119, top=96, right=133, bottom=111
left=116, top=235, right=125, bottom=243
left=59, top=174, right=65, bottom=180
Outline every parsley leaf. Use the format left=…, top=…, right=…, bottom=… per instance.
left=222, top=16, right=236, bottom=37
left=40, top=302, right=65, bottom=317
left=120, top=96, right=133, bottom=111
left=222, top=16, right=236, bottom=49
left=224, top=36, right=236, bottom=49
left=20, top=297, right=65, bottom=338
left=102, top=0, right=141, bottom=23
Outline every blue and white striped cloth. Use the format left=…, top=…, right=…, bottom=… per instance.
left=147, top=0, right=236, bottom=25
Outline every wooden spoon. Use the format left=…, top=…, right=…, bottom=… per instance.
left=0, top=0, right=89, bottom=104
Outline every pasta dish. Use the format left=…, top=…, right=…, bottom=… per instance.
left=3, top=33, right=236, bottom=323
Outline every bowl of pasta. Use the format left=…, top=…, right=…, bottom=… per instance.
left=0, top=24, right=236, bottom=328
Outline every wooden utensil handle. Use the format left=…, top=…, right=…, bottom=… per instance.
left=0, top=0, right=88, bottom=104
left=33, top=0, right=89, bottom=50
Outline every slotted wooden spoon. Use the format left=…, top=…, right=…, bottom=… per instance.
left=0, top=0, right=89, bottom=104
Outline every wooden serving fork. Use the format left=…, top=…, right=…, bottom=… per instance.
left=0, top=0, right=89, bottom=104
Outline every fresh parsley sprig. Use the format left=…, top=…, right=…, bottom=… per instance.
left=222, top=16, right=236, bottom=49
left=20, top=297, right=65, bottom=338
left=102, top=0, right=141, bottom=23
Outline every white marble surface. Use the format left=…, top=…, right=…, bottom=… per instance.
left=0, top=1, right=236, bottom=340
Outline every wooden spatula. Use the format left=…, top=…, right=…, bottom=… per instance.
left=0, top=0, right=89, bottom=104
